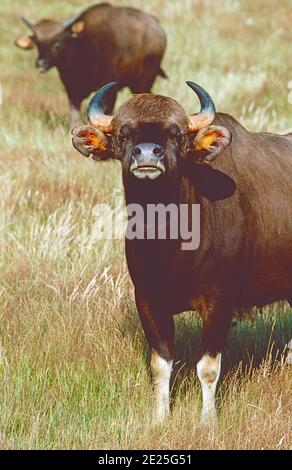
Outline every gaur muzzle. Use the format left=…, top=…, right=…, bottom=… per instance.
left=36, top=57, right=49, bottom=73
left=130, top=143, right=166, bottom=180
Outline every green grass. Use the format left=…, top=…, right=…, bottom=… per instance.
left=0, top=0, right=291, bottom=449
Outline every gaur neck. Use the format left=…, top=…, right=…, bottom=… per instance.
left=124, top=174, right=186, bottom=207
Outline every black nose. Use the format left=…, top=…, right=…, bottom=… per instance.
left=132, top=146, right=142, bottom=157
left=132, top=143, right=164, bottom=160
left=153, top=146, right=164, bottom=157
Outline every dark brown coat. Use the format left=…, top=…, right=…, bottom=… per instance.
left=15, top=4, right=167, bottom=123
left=72, top=83, right=292, bottom=422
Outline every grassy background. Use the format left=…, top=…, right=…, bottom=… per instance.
left=0, top=0, right=292, bottom=449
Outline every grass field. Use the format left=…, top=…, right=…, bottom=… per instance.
left=0, top=0, right=292, bottom=450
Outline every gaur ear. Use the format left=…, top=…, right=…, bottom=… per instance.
left=190, top=125, right=231, bottom=163
left=15, top=36, right=35, bottom=50
left=71, top=126, right=114, bottom=161
left=70, top=21, right=85, bottom=36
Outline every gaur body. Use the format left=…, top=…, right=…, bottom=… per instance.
left=15, top=3, right=167, bottom=124
left=72, top=81, right=292, bottom=424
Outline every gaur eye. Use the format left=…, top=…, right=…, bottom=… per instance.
left=119, top=134, right=128, bottom=143
left=53, top=41, right=61, bottom=51
left=169, top=127, right=182, bottom=141
left=119, top=124, right=132, bottom=144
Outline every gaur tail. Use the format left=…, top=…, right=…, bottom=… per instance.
left=159, top=67, right=168, bottom=79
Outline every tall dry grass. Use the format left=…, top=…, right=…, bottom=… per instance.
left=0, top=0, right=291, bottom=449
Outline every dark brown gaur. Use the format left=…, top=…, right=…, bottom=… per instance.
left=72, top=81, right=292, bottom=425
left=15, top=3, right=167, bottom=125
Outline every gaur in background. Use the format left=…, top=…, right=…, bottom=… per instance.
left=15, top=3, right=167, bottom=125
left=72, top=81, right=292, bottom=425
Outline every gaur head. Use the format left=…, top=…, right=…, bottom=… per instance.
left=15, top=15, right=85, bottom=72
left=72, top=82, right=232, bottom=191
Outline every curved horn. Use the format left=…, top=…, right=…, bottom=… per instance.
left=63, top=12, right=82, bottom=30
left=87, top=82, right=117, bottom=132
left=186, top=81, right=216, bottom=131
left=21, top=17, right=35, bottom=32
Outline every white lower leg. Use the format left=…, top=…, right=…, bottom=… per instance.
left=197, top=353, right=221, bottom=425
left=151, top=349, right=173, bottom=423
